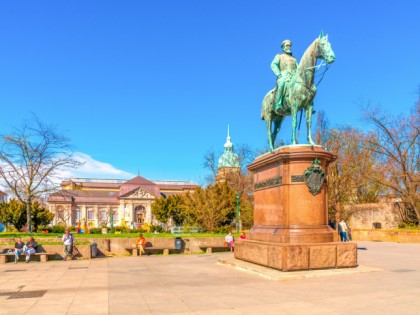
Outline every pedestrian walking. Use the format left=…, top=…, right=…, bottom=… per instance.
left=62, top=229, right=75, bottom=260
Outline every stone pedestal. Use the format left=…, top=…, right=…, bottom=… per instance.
left=235, top=145, right=357, bottom=270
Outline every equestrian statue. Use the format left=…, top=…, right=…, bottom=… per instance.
left=261, top=32, right=335, bottom=151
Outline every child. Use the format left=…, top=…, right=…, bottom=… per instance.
left=225, top=231, right=234, bottom=252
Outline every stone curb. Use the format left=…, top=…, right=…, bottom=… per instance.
left=218, top=257, right=383, bottom=281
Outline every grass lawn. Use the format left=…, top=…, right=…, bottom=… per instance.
left=0, top=232, right=234, bottom=239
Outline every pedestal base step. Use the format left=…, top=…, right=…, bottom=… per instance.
left=234, top=240, right=357, bottom=271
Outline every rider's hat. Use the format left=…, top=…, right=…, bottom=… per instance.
left=281, top=39, right=292, bottom=48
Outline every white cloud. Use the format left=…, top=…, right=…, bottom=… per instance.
left=60, top=152, right=136, bottom=180
left=0, top=152, right=135, bottom=194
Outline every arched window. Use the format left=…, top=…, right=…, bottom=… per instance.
left=134, top=205, right=146, bottom=224
left=72, top=206, right=81, bottom=225
left=56, top=206, right=65, bottom=222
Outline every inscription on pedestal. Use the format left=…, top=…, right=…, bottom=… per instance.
left=291, top=175, right=305, bottom=182
left=255, top=175, right=282, bottom=190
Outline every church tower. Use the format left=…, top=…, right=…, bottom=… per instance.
left=216, top=125, right=240, bottom=183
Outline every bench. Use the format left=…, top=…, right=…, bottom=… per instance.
left=126, top=246, right=176, bottom=256
left=198, top=245, right=230, bottom=254
left=126, top=247, right=143, bottom=256
left=0, top=252, right=57, bottom=264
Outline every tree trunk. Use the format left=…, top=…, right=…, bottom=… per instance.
left=26, top=197, right=32, bottom=233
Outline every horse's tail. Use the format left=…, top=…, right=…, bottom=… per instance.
left=261, top=89, right=275, bottom=120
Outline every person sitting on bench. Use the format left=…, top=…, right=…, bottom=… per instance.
left=14, top=237, right=25, bottom=263
left=135, top=234, right=146, bottom=256
left=24, top=237, right=38, bottom=263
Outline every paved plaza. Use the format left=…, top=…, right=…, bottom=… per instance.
left=0, top=241, right=419, bottom=315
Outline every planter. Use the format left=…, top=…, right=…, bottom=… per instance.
left=101, top=228, right=108, bottom=234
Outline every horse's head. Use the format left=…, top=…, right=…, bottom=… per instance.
left=317, top=34, right=335, bottom=64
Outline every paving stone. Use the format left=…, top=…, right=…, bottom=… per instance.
left=0, top=241, right=418, bottom=314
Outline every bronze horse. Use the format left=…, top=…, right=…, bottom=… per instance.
left=261, top=34, right=335, bottom=151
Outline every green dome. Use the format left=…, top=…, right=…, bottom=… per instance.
left=218, top=125, right=240, bottom=168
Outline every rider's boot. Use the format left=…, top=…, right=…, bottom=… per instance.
left=274, top=81, right=284, bottom=114
left=274, top=96, right=283, bottom=114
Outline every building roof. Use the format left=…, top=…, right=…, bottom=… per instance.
left=61, top=179, right=121, bottom=189
left=48, top=176, right=199, bottom=204
left=49, top=190, right=120, bottom=204
left=119, top=176, right=161, bottom=198
left=0, top=190, right=7, bottom=197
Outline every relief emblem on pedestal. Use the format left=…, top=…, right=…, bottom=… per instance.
left=304, top=158, right=325, bottom=196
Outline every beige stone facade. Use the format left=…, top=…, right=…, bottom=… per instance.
left=347, top=203, right=402, bottom=229
left=0, top=190, right=7, bottom=203
left=48, top=176, right=198, bottom=228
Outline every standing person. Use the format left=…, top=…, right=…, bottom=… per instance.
left=271, top=39, right=298, bottom=114
left=135, top=234, right=146, bottom=256
left=338, top=220, right=348, bottom=242
left=62, top=229, right=74, bottom=261
left=347, top=226, right=353, bottom=241
left=14, top=237, right=25, bottom=263
left=24, top=237, right=38, bottom=263
left=225, top=231, right=234, bottom=252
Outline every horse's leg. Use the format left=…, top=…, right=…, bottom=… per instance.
left=263, top=100, right=274, bottom=151
left=306, top=102, right=315, bottom=145
left=266, top=118, right=274, bottom=151
left=291, top=102, right=298, bottom=144
left=272, top=116, right=284, bottom=148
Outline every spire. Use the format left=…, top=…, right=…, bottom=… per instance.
left=218, top=124, right=239, bottom=168
left=224, top=124, right=233, bottom=151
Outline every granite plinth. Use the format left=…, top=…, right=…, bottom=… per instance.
left=234, top=239, right=357, bottom=271
left=248, top=145, right=336, bottom=244
left=237, top=145, right=357, bottom=271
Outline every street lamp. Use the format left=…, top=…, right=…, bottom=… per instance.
left=235, top=192, right=240, bottom=231
left=110, top=209, right=114, bottom=229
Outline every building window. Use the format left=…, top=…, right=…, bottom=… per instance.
left=76, top=207, right=81, bottom=221
left=56, top=206, right=66, bottom=223
left=112, top=209, right=118, bottom=222
left=372, top=222, right=382, bottom=229
left=87, top=208, right=94, bottom=220
left=100, top=209, right=107, bottom=221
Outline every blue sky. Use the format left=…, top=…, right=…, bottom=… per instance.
left=0, top=1, right=419, bottom=186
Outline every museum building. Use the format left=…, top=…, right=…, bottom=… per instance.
left=48, top=176, right=199, bottom=228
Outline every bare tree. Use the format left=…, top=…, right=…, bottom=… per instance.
left=314, top=110, right=329, bottom=146
left=202, top=148, right=218, bottom=184
left=325, top=126, right=381, bottom=224
left=0, top=117, right=82, bottom=232
left=361, top=104, right=420, bottom=224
